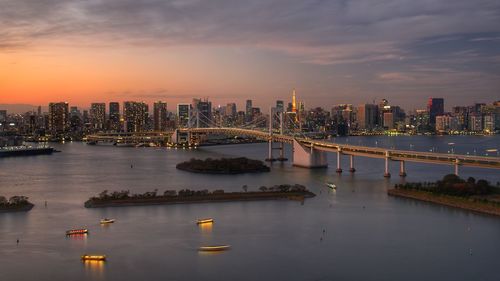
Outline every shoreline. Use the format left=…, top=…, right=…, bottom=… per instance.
left=388, top=189, right=500, bottom=217
left=85, top=191, right=315, bottom=208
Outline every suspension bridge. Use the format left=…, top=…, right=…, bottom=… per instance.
left=86, top=110, right=500, bottom=177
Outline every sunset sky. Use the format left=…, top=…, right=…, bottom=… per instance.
left=1, top=0, right=500, bottom=111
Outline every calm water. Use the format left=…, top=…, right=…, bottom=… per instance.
left=0, top=136, right=499, bottom=281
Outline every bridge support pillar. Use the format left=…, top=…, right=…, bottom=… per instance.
left=265, top=140, right=276, bottom=162
left=384, top=151, right=391, bottom=178
left=399, top=161, right=407, bottom=177
left=336, top=148, right=342, bottom=173
left=292, top=139, right=328, bottom=168
left=454, top=159, right=459, bottom=176
left=349, top=155, right=356, bottom=173
left=276, top=142, right=288, bottom=161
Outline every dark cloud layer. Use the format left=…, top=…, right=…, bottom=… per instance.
left=2, top=0, right=500, bottom=62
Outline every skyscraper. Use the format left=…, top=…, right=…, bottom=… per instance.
left=123, top=101, right=148, bottom=132
left=292, top=89, right=297, bottom=113
left=177, top=103, right=191, bottom=128
left=109, top=102, right=120, bottom=132
left=225, top=103, right=237, bottom=117
left=153, top=101, right=168, bottom=131
left=90, top=103, right=106, bottom=130
left=245, top=100, right=253, bottom=122
left=192, top=98, right=212, bottom=128
left=357, top=104, right=378, bottom=130
left=276, top=100, right=284, bottom=112
left=427, top=98, right=444, bottom=124
left=48, top=102, right=69, bottom=135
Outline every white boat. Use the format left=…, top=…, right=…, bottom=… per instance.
left=100, top=218, right=115, bottom=224
left=326, top=182, right=337, bottom=189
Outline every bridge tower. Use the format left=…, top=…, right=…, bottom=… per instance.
left=276, top=111, right=287, bottom=161
left=265, top=107, right=276, bottom=162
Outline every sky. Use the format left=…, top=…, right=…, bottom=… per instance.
left=1, top=0, right=500, bottom=112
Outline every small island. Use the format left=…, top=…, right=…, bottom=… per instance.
left=176, top=157, right=271, bottom=174
left=84, top=184, right=315, bottom=208
left=389, top=174, right=500, bottom=216
left=0, top=196, right=34, bottom=213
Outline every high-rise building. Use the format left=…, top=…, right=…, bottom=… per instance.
left=427, top=98, right=444, bottom=124
left=435, top=115, right=459, bottom=132
left=90, top=103, right=106, bottom=130
left=225, top=103, right=237, bottom=117
left=123, top=101, right=148, bottom=132
left=0, top=110, right=7, bottom=122
left=276, top=100, right=284, bottom=112
left=357, top=104, right=378, bottom=130
left=153, top=101, right=168, bottom=131
left=177, top=103, right=191, bottom=128
left=109, top=102, right=120, bottom=132
left=192, top=98, right=212, bottom=128
left=383, top=112, right=394, bottom=129
left=48, top=102, right=69, bottom=135
left=245, top=100, right=253, bottom=122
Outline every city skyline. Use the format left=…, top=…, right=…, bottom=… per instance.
left=1, top=0, right=500, bottom=109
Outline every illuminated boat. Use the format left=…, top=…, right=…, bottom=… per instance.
left=196, top=218, right=214, bottom=225
left=66, top=229, right=88, bottom=235
left=100, top=218, right=115, bottom=224
left=326, top=182, right=337, bottom=189
left=81, top=254, right=106, bottom=261
left=198, top=245, right=231, bottom=252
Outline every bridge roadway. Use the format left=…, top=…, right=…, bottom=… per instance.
left=86, top=128, right=500, bottom=170
left=182, top=127, right=500, bottom=170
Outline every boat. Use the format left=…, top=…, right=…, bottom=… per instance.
left=100, top=218, right=115, bottom=224
left=196, top=218, right=214, bottom=225
left=198, top=245, right=231, bottom=252
left=81, top=254, right=106, bottom=261
left=66, top=229, right=89, bottom=235
left=326, top=182, right=337, bottom=189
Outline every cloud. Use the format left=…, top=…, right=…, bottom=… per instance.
left=378, top=72, right=415, bottom=82
left=1, top=0, right=500, bottom=64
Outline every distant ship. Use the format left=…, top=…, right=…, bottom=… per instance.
left=198, top=245, right=231, bottom=252
left=100, top=218, right=115, bottom=224
left=196, top=218, right=214, bottom=225
left=66, top=229, right=88, bottom=235
left=81, top=254, right=106, bottom=261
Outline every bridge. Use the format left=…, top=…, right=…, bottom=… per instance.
left=86, top=124, right=500, bottom=177
left=172, top=127, right=500, bottom=177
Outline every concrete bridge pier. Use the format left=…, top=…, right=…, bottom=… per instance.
left=399, top=161, right=407, bottom=177
left=265, top=139, right=276, bottom=162
left=336, top=148, right=342, bottom=173
left=454, top=159, right=460, bottom=176
left=349, top=155, right=356, bottom=173
left=384, top=151, right=391, bottom=178
left=276, top=142, right=288, bottom=161
left=292, top=139, right=328, bottom=168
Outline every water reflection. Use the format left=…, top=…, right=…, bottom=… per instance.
left=199, top=222, right=213, bottom=234
left=83, top=260, right=106, bottom=279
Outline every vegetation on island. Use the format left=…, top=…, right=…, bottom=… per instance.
left=176, top=157, right=270, bottom=174
left=84, top=184, right=314, bottom=208
left=394, top=174, right=500, bottom=198
left=390, top=174, right=500, bottom=216
left=0, top=196, right=34, bottom=212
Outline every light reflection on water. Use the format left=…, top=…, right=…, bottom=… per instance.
left=83, top=260, right=106, bottom=280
